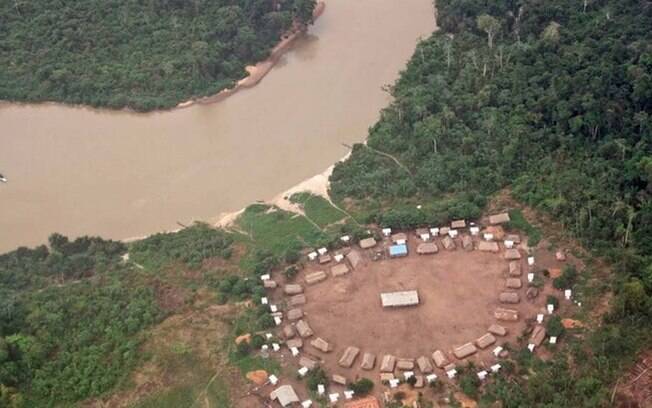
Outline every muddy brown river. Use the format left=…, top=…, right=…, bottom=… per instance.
left=0, top=0, right=435, bottom=252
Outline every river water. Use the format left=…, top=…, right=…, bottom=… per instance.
left=0, top=0, right=435, bottom=252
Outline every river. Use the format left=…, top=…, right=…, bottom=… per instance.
left=0, top=0, right=435, bottom=253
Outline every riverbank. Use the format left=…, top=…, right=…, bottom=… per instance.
left=177, top=1, right=326, bottom=109
left=0, top=2, right=325, bottom=114
left=214, top=151, right=349, bottom=229
left=0, top=0, right=436, bottom=253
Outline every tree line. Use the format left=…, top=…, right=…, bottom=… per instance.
left=0, top=0, right=317, bottom=111
left=330, top=0, right=651, bottom=406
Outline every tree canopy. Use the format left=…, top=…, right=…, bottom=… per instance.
left=0, top=0, right=317, bottom=111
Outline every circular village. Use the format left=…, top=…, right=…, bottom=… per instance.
left=252, top=212, right=580, bottom=408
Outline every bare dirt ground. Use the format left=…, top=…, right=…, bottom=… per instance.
left=266, top=229, right=581, bottom=402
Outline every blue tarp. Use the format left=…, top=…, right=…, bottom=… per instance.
left=389, top=244, right=408, bottom=257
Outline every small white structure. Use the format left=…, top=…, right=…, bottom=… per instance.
left=389, top=379, right=400, bottom=388
left=266, top=333, right=273, bottom=339
left=420, top=233, right=431, bottom=241
left=470, top=226, right=480, bottom=236
left=490, top=364, right=501, bottom=373
left=328, top=393, right=339, bottom=403
left=262, top=344, right=269, bottom=351
left=302, top=400, right=313, bottom=408
left=381, top=290, right=419, bottom=308
left=537, top=314, right=544, bottom=324
left=565, top=289, right=572, bottom=300
left=504, top=240, right=514, bottom=249
left=550, top=336, right=558, bottom=344
left=477, top=370, right=488, bottom=381
left=446, top=369, right=457, bottom=379
left=272, top=343, right=280, bottom=352
left=528, top=256, right=535, bottom=266
left=493, top=346, right=503, bottom=357
left=547, top=304, right=555, bottom=314
left=318, top=247, right=328, bottom=255
left=340, top=235, right=350, bottom=243
left=430, top=227, right=440, bottom=236
left=426, top=374, right=438, bottom=383
left=449, top=229, right=458, bottom=238
left=334, top=254, right=344, bottom=263
left=308, top=252, right=318, bottom=261
left=297, top=367, right=309, bottom=377
left=291, top=347, right=300, bottom=356
left=269, top=374, right=279, bottom=385
left=261, top=297, right=268, bottom=305
left=484, top=233, right=494, bottom=241
left=344, top=390, right=355, bottom=400
left=395, top=239, right=407, bottom=245
left=317, top=384, right=325, bottom=395
left=528, top=344, right=535, bottom=352
left=270, top=304, right=278, bottom=313
left=261, top=274, right=271, bottom=281
left=382, top=228, right=392, bottom=236
left=528, top=273, right=534, bottom=283
left=274, top=316, right=282, bottom=326
left=403, top=371, right=414, bottom=380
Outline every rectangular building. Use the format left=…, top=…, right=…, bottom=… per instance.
left=381, top=290, right=419, bottom=307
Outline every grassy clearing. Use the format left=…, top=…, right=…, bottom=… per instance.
left=132, top=375, right=231, bottom=408
left=290, top=192, right=347, bottom=227
left=235, top=204, right=328, bottom=256
left=507, top=209, right=542, bottom=246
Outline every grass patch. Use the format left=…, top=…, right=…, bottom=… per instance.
left=290, top=192, right=347, bottom=227
left=235, top=204, right=328, bottom=256
left=507, top=209, right=542, bottom=246
left=131, top=376, right=231, bottom=408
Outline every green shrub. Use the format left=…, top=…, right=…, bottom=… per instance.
left=507, top=210, right=541, bottom=247
left=284, top=266, right=299, bottom=281
left=553, top=265, right=578, bottom=290
left=305, top=367, right=328, bottom=391
left=459, top=371, right=480, bottom=398
left=546, top=295, right=560, bottom=310
left=546, top=315, right=565, bottom=338
left=350, top=378, right=374, bottom=395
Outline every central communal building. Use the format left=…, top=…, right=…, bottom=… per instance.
left=380, top=290, right=420, bottom=307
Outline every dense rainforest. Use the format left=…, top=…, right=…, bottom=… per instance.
left=0, top=225, right=233, bottom=406
left=0, top=0, right=316, bottom=111
left=330, top=0, right=652, bottom=405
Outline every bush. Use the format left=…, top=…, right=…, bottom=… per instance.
left=305, top=367, right=328, bottom=391
left=406, top=375, right=417, bottom=387
left=553, top=265, right=578, bottom=290
left=350, top=377, right=374, bottom=395
left=459, top=371, right=480, bottom=398
left=235, top=341, right=251, bottom=357
left=250, top=335, right=266, bottom=350
left=546, top=315, right=565, bottom=338
left=546, top=295, right=560, bottom=310
left=284, top=266, right=299, bottom=281
left=283, top=248, right=301, bottom=264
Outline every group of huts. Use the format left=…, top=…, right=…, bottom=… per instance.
left=262, top=212, right=567, bottom=406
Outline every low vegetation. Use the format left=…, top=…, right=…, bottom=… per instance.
left=129, top=222, right=233, bottom=271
